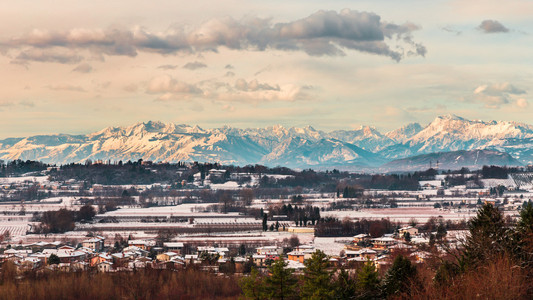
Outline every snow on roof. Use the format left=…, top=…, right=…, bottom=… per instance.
left=163, top=242, right=184, bottom=248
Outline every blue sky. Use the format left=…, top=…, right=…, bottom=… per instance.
left=0, top=0, right=531, bottom=138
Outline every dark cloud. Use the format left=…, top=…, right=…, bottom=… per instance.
left=224, top=64, right=234, bottom=69
left=1, top=9, right=425, bottom=64
left=72, top=63, right=93, bottom=73
left=478, top=20, right=509, bottom=33
left=234, top=78, right=279, bottom=92
left=13, top=48, right=83, bottom=64
left=183, top=61, right=207, bottom=70
left=157, top=64, right=178, bottom=70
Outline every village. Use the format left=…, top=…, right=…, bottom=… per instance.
left=0, top=161, right=532, bottom=277
left=0, top=223, right=461, bottom=276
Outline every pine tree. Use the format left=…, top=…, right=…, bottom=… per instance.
left=462, top=203, right=509, bottom=269
left=357, top=260, right=381, bottom=299
left=333, top=268, right=356, bottom=300
left=48, top=253, right=60, bottom=265
left=301, top=250, right=334, bottom=300
left=240, top=267, right=266, bottom=300
left=382, top=255, right=417, bottom=297
left=264, top=259, right=298, bottom=300
left=262, top=213, right=268, bottom=231
left=513, top=202, right=533, bottom=267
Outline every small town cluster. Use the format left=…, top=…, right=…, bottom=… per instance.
left=1, top=223, right=460, bottom=275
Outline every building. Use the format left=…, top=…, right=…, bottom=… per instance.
left=82, top=236, right=105, bottom=251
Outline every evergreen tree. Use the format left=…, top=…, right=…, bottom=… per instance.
left=462, top=203, right=509, bottom=269
left=301, top=250, right=334, bottom=300
left=262, top=213, right=268, bottom=231
left=48, top=253, right=60, bottom=265
left=264, top=259, right=298, bottom=300
left=333, top=268, right=356, bottom=300
left=382, top=255, right=417, bottom=297
left=240, top=267, right=266, bottom=300
left=357, top=260, right=381, bottom=299
left=404, top=232, right=411, bottom=242
left=513, top=202, right=533, bottom=267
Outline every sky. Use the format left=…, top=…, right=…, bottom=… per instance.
left=0, top=0, right=532, bottom=138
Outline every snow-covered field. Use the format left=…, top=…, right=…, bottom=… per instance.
left=322, top=207, right=480, bottom=223
left=0, top=176, right=49, bottom=184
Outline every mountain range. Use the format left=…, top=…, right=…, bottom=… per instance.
left=1, top=115, right=531, bottom=171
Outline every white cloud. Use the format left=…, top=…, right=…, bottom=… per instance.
left=516, top=98, right=529, bottom=108
left=473, top=82, right=526, bottom=108
left=146, top=75, right=311, bottom=103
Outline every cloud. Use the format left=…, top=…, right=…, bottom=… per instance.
left=123, top=83, right=138, bottom=92
left=19, top=100, right=35, bottom=107
left=11, top=48, right=83, bottom=65
left=0, top=101, right=14, bottom=108
left=473, top=82, right=526, bottom=108
left=224, top=71, right=235, bottom=77
left=222, top=104, right=235, bottom=112
left=224, top=64, right=234, bottom=69
left=234, top=78, right=279, bottom=92
left=442, top=26, right=462, bottom=35
left=183, top=61, right=207, bottom=70
left=157, top=64, right=178, bottom=70
left=46, top=84, right=86, bottom=92
left=146, top=75, right=312, bottom=102
left=72, top=63, right=93, bottom=73
left=0, top=100, right=35, bottom=110
left=516, top=98, right=529, bottom=108
left=478, top=20, right=509, bottom=33
left=146, top=75, right=203, bottom=98
left=0, top=9, right=425, bottom=64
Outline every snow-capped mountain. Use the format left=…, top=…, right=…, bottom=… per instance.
left=1, top=115, right=532, bottom=169
left=379, top=115, right=533, bottom=164
left=385, top=123, right=423, bottom=143
left=330, top=126, right=395, bottom=152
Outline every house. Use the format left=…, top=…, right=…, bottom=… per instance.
left=90, top=254, right=112, bottom=267
left=252, top=254, right=267, bottom=266
left=256, top=246, right=283, bottom=259
left=234, top=257, right=248, bottom=272
left=353, top=233, right=370, bottom=244
left=287, top=251, right=306, bottom=263
left=184, top=254, right=198, bottom=265
left=156, top=252, right=178, bottom=262
left=128, top=240, right=155, bottom=251
left=344, top=248, right=377, bottom=260
left=97, top=261, right=113, bottom=272
left=82, top=236, right=105, bottom=251
left=398, top=226, right=419, bottom=237
left=163, top=242, right=184, bottom=254
left=371, top=237, right=398, bottom=249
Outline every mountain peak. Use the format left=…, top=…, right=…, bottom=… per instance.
left=435, top=114, right=465, bottom=121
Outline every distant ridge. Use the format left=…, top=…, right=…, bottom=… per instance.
left=381, top=149, right=522, bottom=172
left=1, top=115, right=532, bottom=170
